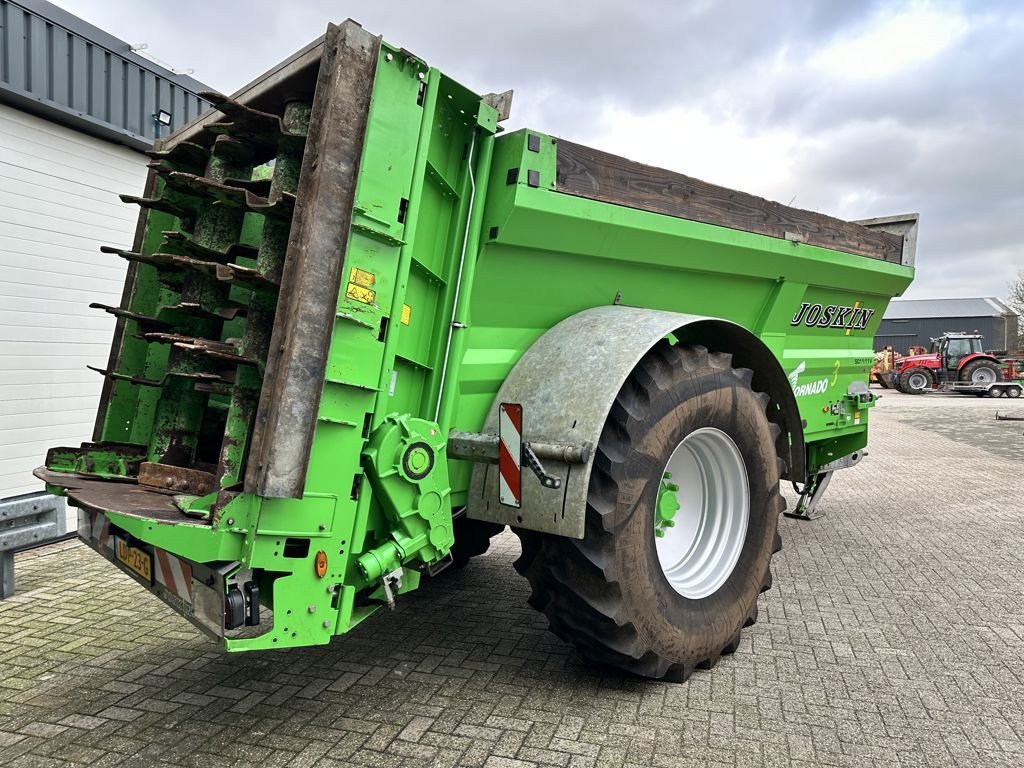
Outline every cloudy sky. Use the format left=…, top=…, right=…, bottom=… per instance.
left=55, top=0, right=1023, bottom=300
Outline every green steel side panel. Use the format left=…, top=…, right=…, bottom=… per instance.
left=449, top=129, right=913, bottom=482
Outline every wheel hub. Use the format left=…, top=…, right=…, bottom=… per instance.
left=971, top=367, right=996, bottom=384
left=655, top=474, right=681, bottom=538
left=654, top=427, right=750, bottom=599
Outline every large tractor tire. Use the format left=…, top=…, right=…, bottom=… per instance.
left=514, top=342, right=783, bottom=680
left=960, top=358, right=1004, bottom=386
left=898, top=367, right=934, bottom=394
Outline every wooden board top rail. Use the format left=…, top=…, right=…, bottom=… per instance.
left=555, top=140, right=904, bottom=264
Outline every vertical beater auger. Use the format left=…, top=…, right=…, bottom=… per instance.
left=64, top=92, right=313, bottom=513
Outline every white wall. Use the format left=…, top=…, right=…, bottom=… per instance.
left=0, top=103, right=147, bottom=500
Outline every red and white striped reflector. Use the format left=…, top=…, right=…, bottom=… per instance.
left=155, top=548, right=193, bottom=605
left=498, top=402, right=522, bottom=508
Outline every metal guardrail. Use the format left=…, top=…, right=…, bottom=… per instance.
left=0, top=493, right=67, bottom=598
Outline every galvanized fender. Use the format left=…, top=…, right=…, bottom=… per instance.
left=466, top=305, right=803, bottom=538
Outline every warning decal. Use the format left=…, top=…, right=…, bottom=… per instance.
left=346, top=282, right=376, bottom=305
left=349, top=267, right=376, bottom=287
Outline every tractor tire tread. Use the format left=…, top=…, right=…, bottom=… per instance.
left=514, top=342, right=783, bottom=680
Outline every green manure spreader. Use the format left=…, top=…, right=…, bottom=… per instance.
left=37, top=21, right=916, bottom=680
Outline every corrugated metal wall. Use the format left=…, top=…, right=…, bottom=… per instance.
left=875, top=316, right=1011, bottom=354
left=0, top=102, right=145, bottom=500
left=0, top=0, right=210, bottom=144
left=0, top=1, right=212, bottom=508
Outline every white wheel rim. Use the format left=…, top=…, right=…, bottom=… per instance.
left=971, top=367, right=996, bottom=384
left=908, top=373, right=928, bottom=390
left=655, top=427, right=749, bottom=599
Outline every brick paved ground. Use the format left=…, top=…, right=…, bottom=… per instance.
left=1, top=390, right=1023, bottom=767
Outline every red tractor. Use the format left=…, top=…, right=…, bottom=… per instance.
left=893, top=332, right=1020, bottom=395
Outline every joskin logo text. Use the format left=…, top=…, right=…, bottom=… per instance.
left=791, top=303, right=874, bottom=330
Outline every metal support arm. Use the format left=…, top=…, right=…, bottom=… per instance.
left=447, top=431, right=591, bottom=466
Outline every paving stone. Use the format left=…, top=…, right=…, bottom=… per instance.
left=2, top=393, right=1023, bottom=767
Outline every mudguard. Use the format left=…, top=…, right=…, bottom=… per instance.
left=466, top=305, right=802, bottom=538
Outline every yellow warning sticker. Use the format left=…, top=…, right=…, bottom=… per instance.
left=401, top=304, right=412, bottom=325
left=346, top=282, right=376, bottom=305
left=349, top=267, right=376, bottom=288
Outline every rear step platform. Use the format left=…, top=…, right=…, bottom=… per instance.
left=34, top=469, right=204, bottom=525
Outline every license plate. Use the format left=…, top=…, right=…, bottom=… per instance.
left=115, top=537, right=153, bottom=584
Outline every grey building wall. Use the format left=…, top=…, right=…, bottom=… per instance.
left=876, top=315, right=1016, bottom=354
left=0, top=0, right=211, bottom=149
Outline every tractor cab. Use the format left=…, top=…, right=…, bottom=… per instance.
left=933, top=333, right=985, bottom=378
